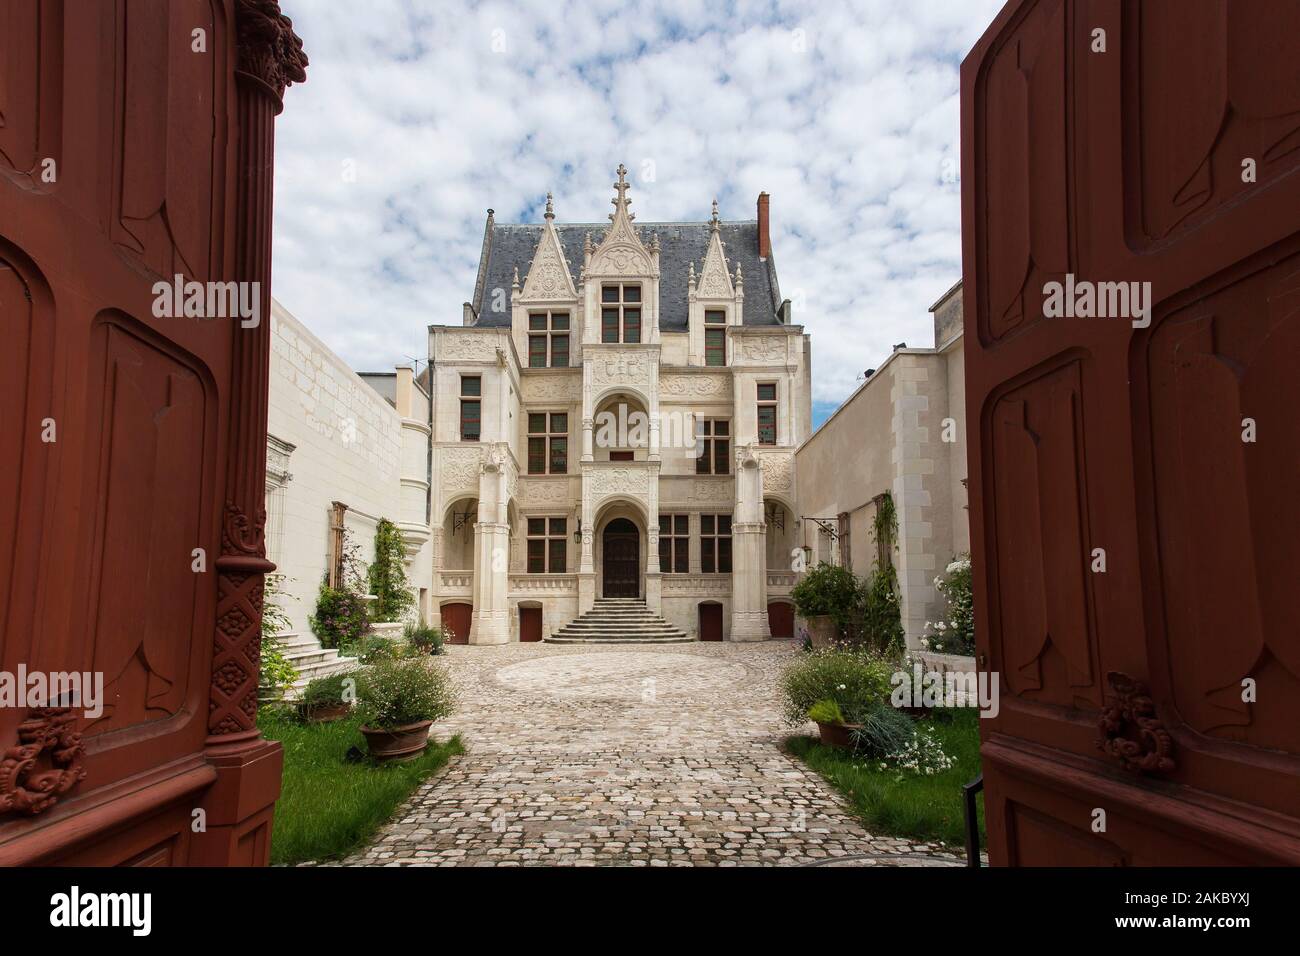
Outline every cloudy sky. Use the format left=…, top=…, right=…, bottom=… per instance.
left=270, top=0, right=1005, bottom=426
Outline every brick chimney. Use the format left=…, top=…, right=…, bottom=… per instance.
left=757, top=192, right=770, bottom=259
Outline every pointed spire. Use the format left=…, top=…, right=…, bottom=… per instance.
left=610, top=163, right=635, bottom=222
left=544, top=191, right=555, bottom=221
left=584, top=232, right=593, bottom=257
left=710, top=198, right=720, bottom=233
left=688, top=261, right=697, bottom=290
left=650, top=232, right=660, bottom=254
left=511, top=265, right=521, bottom=291
left=734, top=261, right=744, bottom=286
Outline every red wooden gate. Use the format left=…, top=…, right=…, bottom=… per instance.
left=441, top=603, right=473, bottom=645
left=519, top=606, right=543, bottom=643
left=698, top=603, right=723, bottom=642
left=963, top=0, right=1300, bottom=864
left=0, top=0, right=306, bottom=865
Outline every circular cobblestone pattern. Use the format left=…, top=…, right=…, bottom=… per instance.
left=342, top=641, right=967, bottom=867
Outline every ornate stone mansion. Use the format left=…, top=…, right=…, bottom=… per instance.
left=421, top=166, right=811, bottom=643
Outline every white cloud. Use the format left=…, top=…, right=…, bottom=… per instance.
left=271, top=0, right=1004, bottom=405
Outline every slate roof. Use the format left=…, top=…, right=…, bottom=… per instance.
left=471, top=220, right=783, bottom=331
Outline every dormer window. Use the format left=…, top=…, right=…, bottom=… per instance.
left=705, top=309, right=726, bottom=367
left=601, top=284, right=641, bottom=344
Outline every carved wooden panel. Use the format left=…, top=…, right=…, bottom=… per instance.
left=1125, top=0, right=1300, bottom=246
left=968, top=0, right=1072, bottom=346
left=0, top=0, right=63, bottom=184
left=81, top=316, right=213, bottom=734
left=988, top=360, right=1098, bottom=707
left=966, top=0, right=1300, bottom=865
left=1141, top=251, right=1300, bottom=755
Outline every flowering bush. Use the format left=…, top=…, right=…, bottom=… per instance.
left=922, top=555, right=974, bottom=656
left=870, top=725, right=956, bottom=777
left=780, top=648, right=897, bottom=728
left=309, top=583, right=370, bottom=649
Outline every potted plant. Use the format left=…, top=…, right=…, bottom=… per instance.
left=791, top=563, right=860, bottom=649
left=357, top=658, right=455, bottom=763
left=297, top=670, right=357, bottom=724
left=404, top=620, right=445, bottom=656
left=808, top=698, right=860, bottom=748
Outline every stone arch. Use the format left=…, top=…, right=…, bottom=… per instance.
left=764, top=496, right=798, bottom=572
left=594, top=498, right=649, bottom=599
left=441, top=496, right=478, bottom=570
left=593, top=390, right=651, bottom=462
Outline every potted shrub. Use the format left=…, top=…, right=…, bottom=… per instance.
left=791, top=563, right=860, bottom=649
left=297, top=670, right=358, bottom=724
left=357, top=658, right=455, bottom=763
left=808, top=698, right=859, bottom=748
left=404, top=620, right=445, bottom=656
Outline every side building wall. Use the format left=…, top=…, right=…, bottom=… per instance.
left=266, top=299, right=433, bottom=636
left=795, top=282, right=970, bottom=657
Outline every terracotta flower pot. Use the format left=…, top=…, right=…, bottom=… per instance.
left=805, top=615, right=839, bottom=650
left=816, top=721, right=863, bottom=749
left=360, top=720, right=433, bottom=763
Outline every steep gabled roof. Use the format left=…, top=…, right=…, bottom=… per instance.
left=471, top=218, right=783, bottom=330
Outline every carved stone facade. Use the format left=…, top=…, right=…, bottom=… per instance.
left=426, top=168, right=812, bottom=642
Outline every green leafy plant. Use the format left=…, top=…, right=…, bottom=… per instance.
left=781, top=648, right=897, bottom=728
left=309, top=582, right=370, bottom=650
left=358, top=658, right=456, bottom=731
left=404, top=620, right=445, bottom=656
left=368, top=518, right=415, bottom=623
left=790, top=563, right=860, bottom=639
left=258, top=573, right=298, bottom=699
left=859, top=563, right=905, bottom=656
left=298, top=670, right=359, bottom=719
left=807, top=698, right=846, bottom=725
left=925, top=556, right=974, bottom=655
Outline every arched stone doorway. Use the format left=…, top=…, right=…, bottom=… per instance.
left=602, top=518, right=640, bottom=597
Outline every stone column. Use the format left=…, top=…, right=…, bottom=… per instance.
left=193, top=0, right=307, bottom=867
left=645, top=463, right=661, bottom=613
left=470, top=449, right=510, bottom=644
left=730, top=447, right=771, bottom=642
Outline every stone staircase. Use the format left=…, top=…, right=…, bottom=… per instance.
left=545, top=598, right=695, bottom=644
left=265, top=631, right=360, bottom=702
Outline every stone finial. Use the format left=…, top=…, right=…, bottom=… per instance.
left=734, top=261, right=744, bottom=285
left=584, top=232, right=593, bottom=257
left=610, top=163, right=635, bottom=222
left=511, top=266, right=521, bottom=291
left=688, top=261, right=697, bottom=290
left=650, top=232, right=660, bottom=254
left=544, top=191, right=555, bottom=221
left=710, top=198, right=720, bottom=232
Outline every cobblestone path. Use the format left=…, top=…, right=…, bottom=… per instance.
left=344, top=641, right=966, bottom=867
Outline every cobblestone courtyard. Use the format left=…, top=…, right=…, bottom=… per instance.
left=345, top=640, right=966, bottom=867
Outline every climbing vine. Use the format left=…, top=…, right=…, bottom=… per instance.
left=368, top=517, right=415, bottom=623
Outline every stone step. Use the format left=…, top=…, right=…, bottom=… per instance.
left=545, top=601, right=695, bottom=644
left=545, top=634, right=694, bottom=645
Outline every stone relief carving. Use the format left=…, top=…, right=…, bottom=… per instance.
left=660, top=373, right=728, bottom=398
left=588, top=466, right=649, bottom=499
left=521, top=221, right=576, bottom=300
left=440, top=446, right=482, bottom=495
left=692, top=478, right=735, bottom=502
left=522, top=375, right=578, bottom=403
left=759, top=452, right=794, bottom=492
left=697, top=226, right=735, bottom=299
left=738, top=336, right=787, bottom=364
left=439, top=333, right=498, bottom=362
left=592, top=350, right=652, bottom=388
left=587, top=165, right=654, bottom=278
left=522, top=478, right=570, bottom=505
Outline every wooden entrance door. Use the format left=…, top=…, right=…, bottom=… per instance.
left=699, top=603, right=723, bottom=642
left=519, top=606, right=543, bottom=643
left=767, top=602, right=794, bottom=639
left=602, top=519, right=640, bottom=598
left=963, top=0, right=1300, bottom=865
left=0, top=1, right=306, bottom=866
left=441, top=603, right=473, bottom=645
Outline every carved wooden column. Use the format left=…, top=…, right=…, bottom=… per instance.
left=193, top=0, right=306, bottom=866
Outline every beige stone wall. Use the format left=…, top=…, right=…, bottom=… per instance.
left=794, top=283, right=970, bottom=653
left=267, top=300, right=433, bottom=635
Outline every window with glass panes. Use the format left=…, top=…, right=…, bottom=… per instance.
left=528, top=312, right=570, bottom=368
left=704, top=310, right=726, bottom=367
left=601, top=284, right=642, bottom=343
left=757, top=382, right=778, bottom=445
left=658, top=515, right=689, bottom=573
left=460, top=376, right=481, bottom=441
left=527, top=517, right=567, bottom=573
left=700, top=514, right=732, bottom=573
left=695, top=419, right=730, bottom=475
left=527, top=412, right=568, bottom=475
